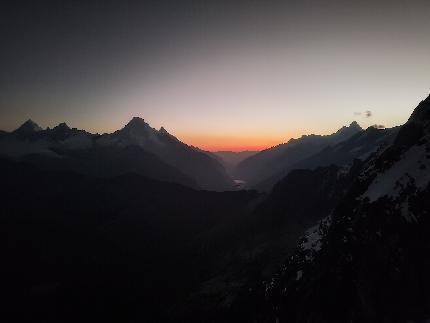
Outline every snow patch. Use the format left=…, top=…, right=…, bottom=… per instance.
left=400, top=199, right=418, bottom=223
left=363, top=144, right=430, bottom=202
left=302, top=225, right=322, bottom=253
left=300, top=215, right=332, bottom=262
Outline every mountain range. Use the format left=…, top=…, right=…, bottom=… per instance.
left=1, top=95, right=430, bottom=322
left=0, top=117, right=399, bottom=194
left=254, top=125, right=399, bottom=191
left=233, top=121, right=397, bottom=190
left=0, top=117, right=232, bottom=190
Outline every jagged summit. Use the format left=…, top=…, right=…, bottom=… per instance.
left=159, top=126, right=168, bottom=134
left=349, top=120, right=362, bottom=130
left=331, top=120, right=363, bottom=141
left=54, top=122, right=70, bottom=130
left=338, top=120, right=362, bottom=132
left=14, top=119, right=42, bottom=133
left=125, top=117, right=148, bottom=127
left=120, top=117, right=154, bottom=135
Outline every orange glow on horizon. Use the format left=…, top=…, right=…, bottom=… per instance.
left=177, top=133, right=296, bottom=152
left=201, top=143, right=272, bottom=152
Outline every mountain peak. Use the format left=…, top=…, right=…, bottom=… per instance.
left=124, top=117, right=150, bottom=129
left=119, top=117, right=155, bottom=138
left=340, top=121, right=362, bottom=132
left=54, top=122, right=70, bottom=130
left=334, top=121, right=362, bottom=136
left=349, top=121, right=362, bottom=130
left=159, top=126, right=168, bottom=134
left=328, top=121, right=363, bottom=145
left=14, top=119, right=43, bottom=134
left=129, top=116, right=146, bottom=124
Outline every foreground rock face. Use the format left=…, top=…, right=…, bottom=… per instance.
left=264, top=95, right=430, bottom=322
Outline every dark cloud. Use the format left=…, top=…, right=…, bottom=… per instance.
left=370, top=124, right=385, bottom=129
left=353, top=110, right=372, bottom=118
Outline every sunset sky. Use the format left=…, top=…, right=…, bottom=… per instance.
left=1, top=0, right=430, bottom=151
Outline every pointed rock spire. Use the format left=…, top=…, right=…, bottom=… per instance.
left=122, top=117, right=152, bottom=132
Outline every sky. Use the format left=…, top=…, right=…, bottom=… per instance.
left=1, top=0, right=430, bottom=151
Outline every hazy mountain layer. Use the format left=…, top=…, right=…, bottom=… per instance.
left=211, top=150, right=258, bottom=175
left=256, top=125, right=399, bottom=191
left=234, top=121, right=363, bottom=187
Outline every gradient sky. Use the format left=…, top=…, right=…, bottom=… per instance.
left=1, top=0, right=430, bottom=151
